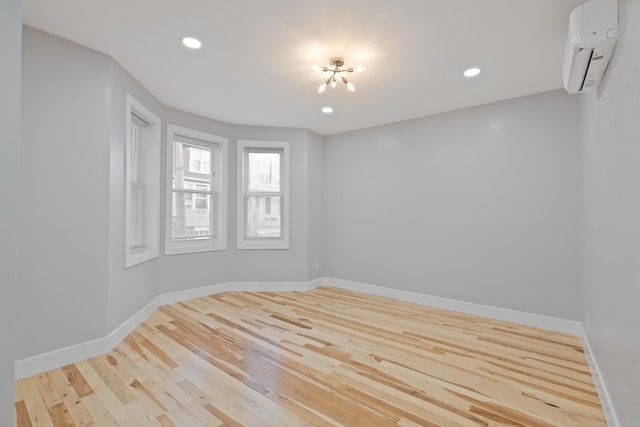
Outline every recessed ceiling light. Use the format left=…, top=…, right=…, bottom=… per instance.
left=182, top=37, right=202, bottom=49
left=463, top=67, right=481, bottom=78
left=321, top=106, right=333, bottom=114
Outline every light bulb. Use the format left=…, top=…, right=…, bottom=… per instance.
left=318, top=83, right=327, bottom=94
left=463, top=67, right=481, bottom=78
left=311, top=65, right=321, bottom=72
left=354, top=66, right=365, bottom=73
left=347, top=82, right=356, bottom=92
left=330, top=78, right=337, bottom=89
left=181, top=37, right=202, bottom=49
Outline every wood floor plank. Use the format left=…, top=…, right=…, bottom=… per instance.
left=46, top=369, right=95, bottom=426
left=15, top=287, right=606, bottom=426
left=33, top=373, right=62, bottom=410
left=60, top=365, right=93, bottom=399
left=14, top=400, right=32, bottom=427
left=80, top=393, right=118, bottom=425
left=17, top=377, right=56, bottom=427
left=45, top=402, right=75, bottom=427
left=74, top=359, right=133, bottom=424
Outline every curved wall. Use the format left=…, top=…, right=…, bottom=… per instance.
left=19, top=27, right=325, bottom=360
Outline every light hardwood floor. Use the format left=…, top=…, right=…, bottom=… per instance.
left=15, top=287, right=606, bottom=426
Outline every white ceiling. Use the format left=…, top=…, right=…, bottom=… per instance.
left=22, top=0, right=584, bottom=135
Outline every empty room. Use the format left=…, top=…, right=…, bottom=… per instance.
left=1, top=0, right=639, bottom=425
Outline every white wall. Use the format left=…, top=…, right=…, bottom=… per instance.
left=580, top=0, right=640, bottom=424
left=324, top=90, right=581, bottom=319
left=0, top=0, right=21, bottom=422
left=19, top=27, right=111, bottom=357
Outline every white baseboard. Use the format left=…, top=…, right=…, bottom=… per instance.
left=157, top=280, right=313, bottom=307
left=15, top=276, right=618, bottom=423
left=14, top=337, right=109, bottom=380
left=14, top=280, right=312, bottom=379
left=578, top=324, right=620, bottom=427
left=325, top=277, right=582, bottom=335
left=307, top=276, right=326, bottom=290
left=14, top=276, right=582, bottom=380
left=107, top=298, right=160, bottom=350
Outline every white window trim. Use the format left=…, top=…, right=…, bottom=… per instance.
left=237, top=140, right=290, bottom=250
left=165, top=124, right=228, bottom=255
left=125, top=94, right=161, bottom=268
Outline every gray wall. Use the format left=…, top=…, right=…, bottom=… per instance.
left=307, top=131, right=325, bottom=279
left=107, top=60, right=163, bottom=331
left=157, top=117, right=315, bottom=293
left=158, top=108, right=234, bottom=294
left=16, top=16, right=640, bottom=426
left=579, top=0, right=640, bottom=424
left=324, top=90, right=581, bottom=319
left=19, top=27, right=111, bottom=357
left=18, top=28, right=325, bottom=361
left=16, top=12, right=640, bottom=425
left=0, top=0, right=21, bottom=422
left=227, top=126, right=312, bottom=283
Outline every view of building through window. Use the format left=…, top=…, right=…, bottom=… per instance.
left=188, top=145, right=211, bottom=174
left=172, top=141, right=215, bottom=241
left=246, top=151, right=282, bottom=238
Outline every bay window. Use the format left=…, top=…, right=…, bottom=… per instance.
left=166, top=125, right=227, bottom=255
left=237, top=140, right=289, bottom=249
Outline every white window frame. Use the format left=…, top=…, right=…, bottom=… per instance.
left=125, top=94, right=161, bottom=268
left=165, top=124, right=228, bottom=255
left=237, top=140, right=290, bottom=250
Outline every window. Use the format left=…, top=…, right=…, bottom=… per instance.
left=188, top=146, right=211, bottom=174
left=125, top=95, right=161, bottom=268
left=237, top=140, right=289, bottom=249
left=165, top=124, right=228, bottom=255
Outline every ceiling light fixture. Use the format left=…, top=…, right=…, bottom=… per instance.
left=182, top=37, right=202, bottom=49
left=321, top=106, right=333, bottom=114
left=463, top=67, right=481, bottom=78
left=313, top=57, right=364, bottom=94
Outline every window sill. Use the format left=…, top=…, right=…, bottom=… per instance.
left=237, top=240, right=289, bottom=250
left=125, top=249, right=159, bottom=268
left=165, top=242, right=227, bottom=256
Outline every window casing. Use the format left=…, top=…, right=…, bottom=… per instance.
left=237, top=140, right=289, bottom=249
left=125, top=95, right=161, bottom=268
left=165, top=124, right=228, bottom=255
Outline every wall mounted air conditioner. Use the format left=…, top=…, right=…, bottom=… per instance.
left=563, top=0, right=618, bottom=94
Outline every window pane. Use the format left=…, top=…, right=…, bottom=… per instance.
left=188, top=145, right=210, bottom=173
left=129, top=123, right=141, bottom=183
left=172, top=191, right=215, bottom=241
left=173, top=141, right=212, bottom=189
left=246, top=195, right=281, bottom=238
left=247, top=152, right=280, bottom=192
left=130, top=183, right=145, bottom=248
left=129, top=119, right=145, bottom=250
